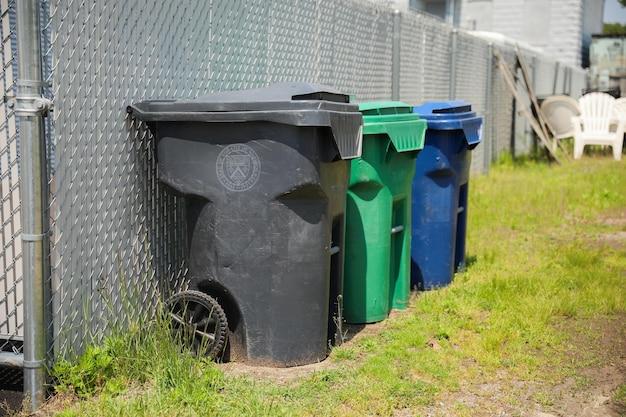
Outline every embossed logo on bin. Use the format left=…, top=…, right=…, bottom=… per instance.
left=216, top=144, right=261, bottom=192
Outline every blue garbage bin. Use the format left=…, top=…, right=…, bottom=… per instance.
left=411, top=101, right=482, bottom=290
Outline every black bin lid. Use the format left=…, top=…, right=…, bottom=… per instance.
left=128, top=82, right=363, bottom=159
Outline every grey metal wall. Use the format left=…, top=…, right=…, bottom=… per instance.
left=0, top=0, right=588, bottom=361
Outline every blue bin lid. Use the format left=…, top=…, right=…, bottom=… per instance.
left=412, top=100, right=483, bottom=149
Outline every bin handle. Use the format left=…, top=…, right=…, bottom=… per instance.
left=330, top=245, right=340, bottom=255
left=461, top=118, right=483, bottom=149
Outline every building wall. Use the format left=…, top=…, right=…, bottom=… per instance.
left=546, top=0, right=584, bottom=67
left=369, top=0, right=411, bottom=11
left=582, top=0, right=605, bottom=67
left=460, top=0, right=588, bottom=67
left=490, top=0, right=524, bottom=40
left=460, top=0, right=493, bottom=31
left=371, top=0, right=455, bottom=22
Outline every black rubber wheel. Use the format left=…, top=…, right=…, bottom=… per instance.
left=165, top=290, right=228, bottom=360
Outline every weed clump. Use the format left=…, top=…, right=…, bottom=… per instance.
left=52, top=311, right=223, bottom=400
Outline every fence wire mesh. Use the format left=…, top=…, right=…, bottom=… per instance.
left=42, top=0, right=398, bottom=359
left=398, top=11, right=425, bottom=105
left=491, top=48, right=517, bottom=162
left=0, top=0, right=589, bottom=365
left=454, top=32, right=490, bottom=174
left=45, top=0, right=192, bottom=358
left=421, top=15, right=452, bottom=101
left=0, top=0, right=22, bottom=356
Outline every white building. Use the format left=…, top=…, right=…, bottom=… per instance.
left=459, top=0, right=604, bottom=67
left=374, top=0, right=462, bottom=24
left=374, top=0, right=604, bottom=68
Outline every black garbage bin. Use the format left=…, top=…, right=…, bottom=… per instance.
left=129, top=83, right=362, bottom=367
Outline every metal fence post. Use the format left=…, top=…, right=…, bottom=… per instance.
left=531, top=56, right=537, bottom=91
left=510, top=60, right=517, bottom=158
left=568, top=67, right=573, bottom=96
left=391, top=9, right=401, bottom=101
left=449, top=28, right=458, bottom=99
left=552, top=61, right=560, bottom=95
left=483, top=42, right=493, bottom=174
left=15, top=0, right=50, bottom=410
left=531, top=55, right=539, bottom=155
left=567, top=67, right=572, bottom=95
left=491, top=46, right=499, bottom=165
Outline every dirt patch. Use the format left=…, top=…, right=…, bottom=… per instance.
left=598, top=208, right=626, bottom=228
left=33, top=392, right=81, bottom=417
left=548, top=316, right=626, bottom=417
left=220, top=360, right=336, bottom=385
left=594, top=209, right=626, bottom=248
left=419, top=316, right=626, bottom=417
left=596, top=231, right=626, bottom=249
left=548, top=315, right=626, bottom=417
left=219, top=295, right=420, bottom=383
left=545, top=366, right=624, bottom=417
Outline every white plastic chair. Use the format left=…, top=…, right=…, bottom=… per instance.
left=614, top=97, right=626, bottom=121
left=540, top=95, right=580, bottom=140
left=572, top=93, right=624, bottom=161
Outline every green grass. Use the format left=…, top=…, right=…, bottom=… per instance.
left=614, top=383, right=626, bottom=409
left=49, top=158, right=626, bottom=417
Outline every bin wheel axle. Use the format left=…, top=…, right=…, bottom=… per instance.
left=165, top=290, right=228, bottom=360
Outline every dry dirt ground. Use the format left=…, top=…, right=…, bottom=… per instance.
left=219, top=319, right=392, bottom=384
left=414, top=315, right=626, bottom=417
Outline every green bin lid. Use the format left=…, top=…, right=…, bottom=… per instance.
left=358, top=101, right=426, bottom=152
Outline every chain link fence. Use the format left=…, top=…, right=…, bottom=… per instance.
left=0, top=0, right=22, bottom=357
left=453, top=31, right=490, bottom=174
left=1, top=0, right=588, bottom=386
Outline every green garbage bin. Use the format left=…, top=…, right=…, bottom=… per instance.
left=343, top=102, right=426, bottom=324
